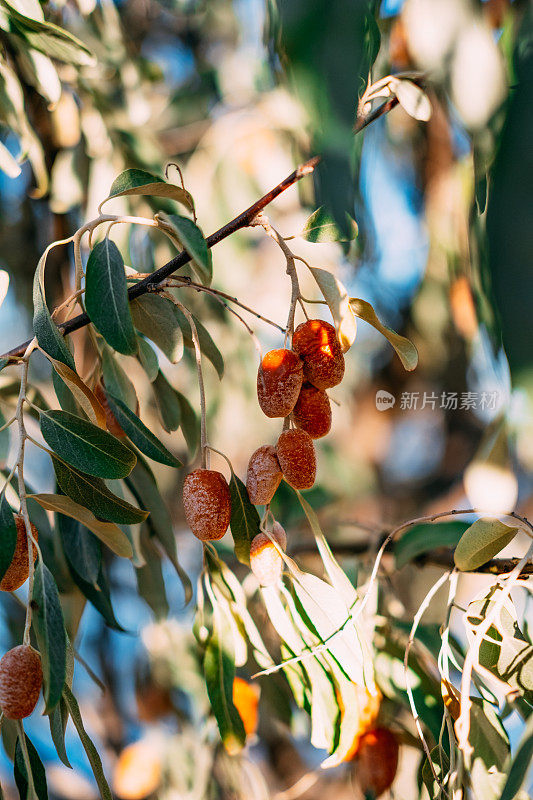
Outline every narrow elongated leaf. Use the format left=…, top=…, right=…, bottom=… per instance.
left=175, top=390, right=199, bottom=457
left=52, top=370, right=79, bottom=417
left=0, top=492, right=17, bottom=583
left=14, top=734, right=48, bottom=800
left=33, top=260, right=75, bottom=369
left=131, top=295, right=184, bottom=363
left=499, top=713, right=533, bottom=800
left=174, top=307, right=224, bottom=378
left=48, top=698, right=71, bottom=769
left=308, top=266, right=357, bottom=352
left=454, top=518, right=520, bottom=571
left=468, top=698, right=509, bottom=800
left=101, top=347, right=138, bottom=411
left=31, top=494, right=133, bottom=558
left=395, top=521, right=470, bottom=568
left=40, top=410, right=136, bottom=479
left=350, top=298, right=418, bottom=371
left=301, top=207, right=357, bottom=243
left=68, top=561, right=124, bottom=631
left=102, top=169, right=194, bottom=215
left=137, top=336, right=158, bottom=382
left=0, top=269, right=9, bottom=308
left=52, top=457, right=148, bottom=525
left=47, top=356, right=106, bottom=428
left=85, top=240, right=136, bottom=355
left=152, top=371, right=181, bottom=432
left=229, top=473, right=260, bottom=565
left=136, top=534, right=169, bottom=619
left=0, top=140, right=21, bottom=178
left=57, top=513, right=101, bottom=587
left=289, top=564, right=366, bottom=684
left=204, top=605, right=246, bottom=754
left=105, top=394, right=182, bottom=467
left=158, top=213, right=211, bottom=285
left=125, top=460, right=191, bottom=602
left=393, top=78, right=432, bottom=121
left=63, top=686, right=113, bottom=800
left=32, top=558, right=67, bottom=713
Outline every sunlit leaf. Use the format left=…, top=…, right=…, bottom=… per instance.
left=32, top=558, right=67, bottom=713
left=204, top=604, right=246, bottom=754
left=393, top=78, right=432, bottom=121
left=0, top=269, right=9, bottom=308
left=85, top=239, right=137, bottom=356
left=308, top=266, right=357, bottom=351
left=131, top=295, right=184, bottom=363
left=102, top=169, right=194, bottom=215
left=454, top=518, right=519, bottom=571
left=30, top=493, right=133, bottom=558
left=40, top=410, right=136, bottom=479
left=0, top=140, right=21, bottom=178
left=301, top=207, right=357, bottom=243
left=350, top=297, right=418, bottom=370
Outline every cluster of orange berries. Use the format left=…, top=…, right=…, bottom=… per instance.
left=0, top=515, right=43, bottom=720
left=181, top=320, right=345, bottom=575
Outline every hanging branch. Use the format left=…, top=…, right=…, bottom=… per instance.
left=1, top=97, right=397, bottom=362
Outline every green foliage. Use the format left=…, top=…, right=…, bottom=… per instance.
left=454, top=518, right=520, bottom=571
left=32, top=558, right=67, bottom=713
left=105, top=393, right=182, bottom=467
left=85, top=239, right=137, bottom=356
left=14, top=733, right=48, bottom=800
left=228, top=472, right=260, bottom=565
left=0, top=492, right=17, bottom=583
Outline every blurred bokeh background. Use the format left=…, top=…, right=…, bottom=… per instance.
left=0, top=0, right=532, bottom=797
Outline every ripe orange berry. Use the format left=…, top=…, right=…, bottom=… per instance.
left=182, top=469, right=232, bottom=541
left=257, top=349, right=303, bottom=418
left=246, top=445, right=283, bottom=505
left=292, top=319, right=345, bottom=390
left=0, top=645, right=42, bottom=719
left=113, top=739, right=162, bottom=800
left=94, top=382, right=126, bottom=438
left=249, top=526, right=286, bottom=586
left=232, top=677, right=260, bottom=736
left=276, top=429, right=316, bottom=490
left=0, top=515, right=38, bottom=593
left=354, top=727, right=399, bottom=797
left=292, top=382, right=332, bottom=439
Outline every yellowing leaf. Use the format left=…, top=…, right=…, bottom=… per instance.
left=45, top=355, right=106, bottom=428
left=454, top=517, right=519, bottom=571
left=350, top=297, right=418, bottom=371
left=30, top=493, right=133, bottom=558
left=308, top=266, right=357, bottom=351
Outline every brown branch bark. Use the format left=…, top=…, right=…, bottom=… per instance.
left=1, top=98, right=396, bottom=362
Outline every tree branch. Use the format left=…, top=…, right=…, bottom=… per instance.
left=1, top=97, right=397, bottom=362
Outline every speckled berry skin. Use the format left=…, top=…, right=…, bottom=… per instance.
left=246, top=445, right=283, bottom=505
left=94, top=382, right=126, bottom=438
left=0, top=645, right=42, bottom=719
left=250, top=527, right=286, bottom=586
left=0, top=516, right=38, bottom=593
left=354, top=728, right=399, bottom=797
left=276, top=429, right=316, bottom=490
left=182, top=469, right=232, bottom=541
left=257, top=349, right=303, bottom=418
left=292, top=383, right=332, bottom=439
left=292, top=320, right=345, bottom=390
